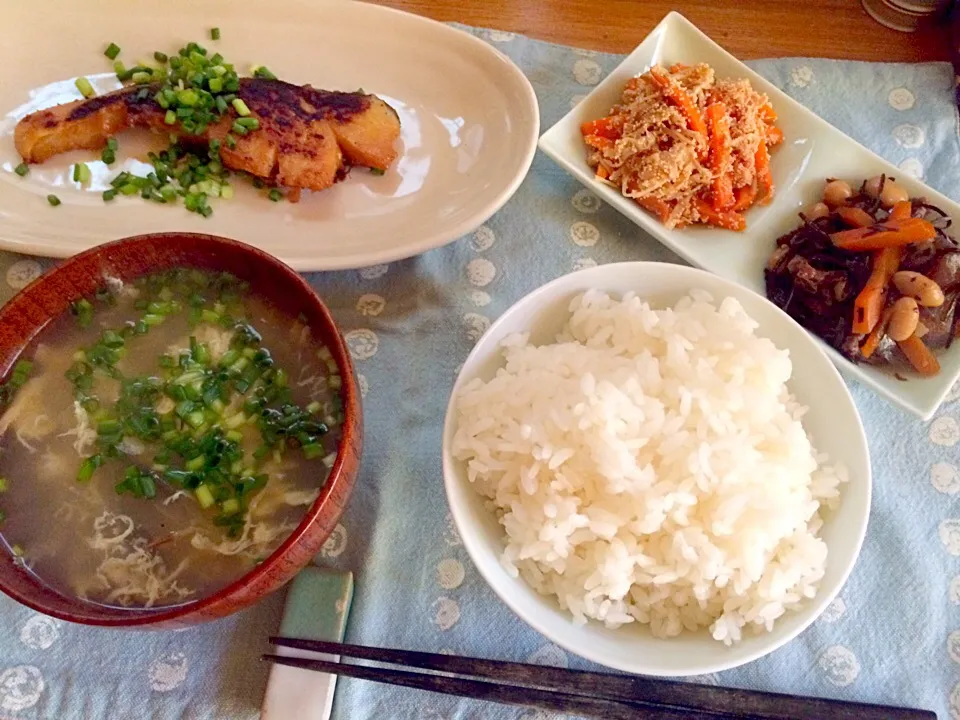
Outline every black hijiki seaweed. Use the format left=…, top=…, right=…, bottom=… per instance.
left=764, top=183, right=960, bottom=372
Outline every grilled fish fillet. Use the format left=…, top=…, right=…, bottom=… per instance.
left=14, top=78, right=401, bottom=192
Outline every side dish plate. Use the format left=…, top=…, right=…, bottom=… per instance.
left=538, top=11, right=960, bottom=419
left=0, top=0, right=539, bottom=271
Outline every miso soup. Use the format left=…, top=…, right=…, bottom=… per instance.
left=0, top=268, right=342, bottom=607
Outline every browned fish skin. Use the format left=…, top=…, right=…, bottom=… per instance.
left=14, top=78, right=401, bottom=192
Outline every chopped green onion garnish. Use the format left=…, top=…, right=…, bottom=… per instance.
left=102, top=149, right=116, bottom=165
left=47, top=194, right=61, bottom=207
left=232, top=98, right=250, bottom=116
left=71, top=298, right=93, bottom=327
left=301, top=443, right=324, bottom=460
left=75, top=76, right=96, bottom=99
left=210, top=27, right=221, bottom=41
left=195, top=484, right=215, bottom=509
left=235, top=116, right=259, bottom=130
left=225, top=412, right=247, bottom=429
left=185, top=410, right=206, bottom=428
left=13, top=163, right=29, bottom=177
left=164, top=109, right=177, bottom=125
left=0, top=477, right=7, bottom=493
left=77, top=454, right=102, bottom=482
left=177, top=88, right=199, bottom=106
left=104, top=43, right=121, bottom=60
left=73, top=163, right=92, bottom=185
left=138, top=474, right=157, bottom=499
left=253, top=66, right=277, bottom=80
left=154, top=51, right=168, bottom=64
left=268, top=189, right=283, bottom=202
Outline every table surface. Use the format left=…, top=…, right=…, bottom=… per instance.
left=376, top=0, right=953, bottom=63
left=1, top=7, right=959, bottom=720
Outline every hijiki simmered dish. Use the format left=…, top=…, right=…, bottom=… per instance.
left=12, top=30, right=401, bottom=215
left=581, top=62, right=781, bottom=230
left=766, top=175, right=955, bottom=377
left=0, top=269, right=343, bottom=607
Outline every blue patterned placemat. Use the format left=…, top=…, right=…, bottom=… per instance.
left=1, top=22, right=959, bottom=720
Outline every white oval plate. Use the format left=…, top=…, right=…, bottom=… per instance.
left=0, top=0, right=539, bottom=270
left=443, top=262, right=871, bottom=676
left=538, top=11, right=960, bottom=420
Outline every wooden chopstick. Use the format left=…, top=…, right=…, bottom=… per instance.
left=264, top=653, right=694, bottom=720
left=266, top=637, right=936, bottom=720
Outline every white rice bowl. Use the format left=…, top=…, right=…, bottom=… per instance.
left=451, top=288, right=847, bottom=647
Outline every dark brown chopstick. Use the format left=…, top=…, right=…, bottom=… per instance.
left=264, top=653, right=697, bottom=719
left=266, top=637, right=936, bottom=720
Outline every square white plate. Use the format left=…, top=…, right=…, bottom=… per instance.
left=538, top=11, right=960, bottom=420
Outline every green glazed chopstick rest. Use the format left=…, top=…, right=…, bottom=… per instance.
left=261, top=568, right=354, bottom=720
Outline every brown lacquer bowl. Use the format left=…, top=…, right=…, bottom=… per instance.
left=0, top=233, right=361, bottom=628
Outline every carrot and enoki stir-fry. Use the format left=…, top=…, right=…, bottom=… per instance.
left=765, top=174, right=957, bottom=378
left=580, top=63, right=782, bottom=231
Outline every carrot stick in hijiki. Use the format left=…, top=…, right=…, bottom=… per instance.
left=852, top=246, right=900, bottom=335
left=831, top=218, right=936, bottom=251
left=898, top=333, right=941, bottom=376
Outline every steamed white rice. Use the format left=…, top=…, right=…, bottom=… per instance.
left=452, top=289, right=845, bottom=645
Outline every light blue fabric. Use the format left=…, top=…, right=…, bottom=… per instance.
left=1, top=23, right=959, bottom=720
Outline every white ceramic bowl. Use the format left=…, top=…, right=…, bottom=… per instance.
left=442, top=261, right=871, bottom=677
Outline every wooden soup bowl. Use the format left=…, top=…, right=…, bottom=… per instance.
left=0, top=233, right=361, bottom=628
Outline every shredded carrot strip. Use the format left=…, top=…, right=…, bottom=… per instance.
left=668, top=63, right=688, bottom=73
left=837, top=206, right=876, bottom=228
left=897, top=334, right=941, bottom=376
left=694, top=197, right=746, bottom=231
left=732, top=183, right=757, bottom=211
left=766, top=126, right=784, bottom=146
left=852, top=246, right=900, bottom=334
left=759, top=103, right=778, bottom=123
left=831, top=218, right=936, bottom=251
left=580, top=117, right=621, bottom=140
left=595, top=165, right=611, bottom=180
left=889, top=200, right=912, bottom=221
left=755, top=140, right=774, bottom=204
left=636, top=195, right=674, bottom=223
left=583, top=135, right=616, bottom=152
left=705, top=102, right=734, bottom=210
left=648, top=67, right=707, bottom=137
